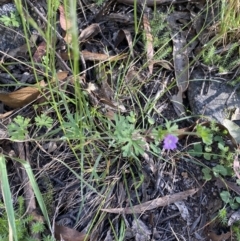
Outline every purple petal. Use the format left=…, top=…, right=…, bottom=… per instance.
left=163, top=134, right=178, bottom=150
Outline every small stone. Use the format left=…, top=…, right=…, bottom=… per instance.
left=188, top=67, right=240, bottom=124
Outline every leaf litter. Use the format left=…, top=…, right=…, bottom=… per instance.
left=0, top=0, right=239, bottom=240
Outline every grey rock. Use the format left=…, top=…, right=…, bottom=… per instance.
left=0, top=3, right=26, bottom=52
left=0, top=2, right=15, bottom=14
left=0, top=0, right=12, bottom=6
left=187, top=67, right=240, bottom=123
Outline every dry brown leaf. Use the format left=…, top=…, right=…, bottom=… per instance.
left=143, top=13, right=154, bottom=74
left=125, top=67, right=144, bottom=84
left=107, top=13, right=133, bottom=23
left=151, top=59, right=173, bottom=70
left=59, top=5, right=72, bottom=31
left=55, top=71, right=69, bottom=82
left=33, top=41, right=47, bottom=63
left=207, top=230, right=231, bottom=241
left=64, top=32, right=72, bottom=44
left=215, top=178, right=240, bottom=196
left=81, top=50, right=127, bottom=62
left=101, top=188, right=198, bottom=214
left=0, top=110, right=14, bottom=119
left=60, top=51, right=127, bottom=62
left=174, top=53, right=189, bottom=92
left=54, top=224, right=88, bottom=241
left=0, top=80, right=45, bottom=108
left=114, top=29, right=134, bottom=58
left=59, top=5, right=72, bottom=44
left=169, top=13, right=189, bottom=92
left=79, top=23, right=100, bottom=41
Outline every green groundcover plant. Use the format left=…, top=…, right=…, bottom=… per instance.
left=1, top=0, right=240, bottom=239
left=0, top=197, right=54, bottom=241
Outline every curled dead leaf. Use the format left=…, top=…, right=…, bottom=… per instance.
left=79, top=24, right=101, bottom=41
left=33, top=41, right=47, bottom=63
left=54, top=224, right=88, bottom=241
left=0, top=80, right=45, bottom=108
left=114, top=29, right=134, bottom=57
left=151, top=59, right=173, bottom=70
left=59, top=5, right=73, bottom=44
left=59, top=5, right=72, bottom=31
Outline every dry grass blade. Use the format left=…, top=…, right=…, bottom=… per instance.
left=102, top=188, right=199, bottom=214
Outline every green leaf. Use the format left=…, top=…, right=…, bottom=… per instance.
left=214, top=135, right=224, bottom=144
left=147, top=117, right=155, bottom=125
left=132, top=141, right=144, bottom=156
left=0, top=155, right=18, bottom=241
left=218, top=142, right=229, bottom=152
left=126, top=111, right=136, bottom=123
left=235, top=197, right=240, bottom=204
left=188, top=143, right=202, bottom=157
left=112, top=114, right=146, bottom=158
left=150, top=142, right=161, bottom=154
left=220, top=191, right=231, bottom=203
left=7, top=116, right=30, bottom=140
left=196, top=125, right=213, bottom=145
left=213, top=165, right=228, bottom=176
left=165, top=120, right=178, bottom=133
left=229, top=200, right=239, bottom=210
left=35, top=114, right=53, bottom=129
left=202, top=167, right=212, bottom=181
left=203, top=152, right=211, bottom=160
left=204, top=145, right=212, bottom=152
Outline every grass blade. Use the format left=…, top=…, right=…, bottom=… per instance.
left=0, top=154, right=18, bottom=241
left=20, top=160, right=51, bottom=231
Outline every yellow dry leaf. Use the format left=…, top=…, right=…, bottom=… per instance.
left=0, top=110, right=14, bottom=119
left=59, top=5, right=72, bottom=31
left=59, top=5, right=72, bottom=44
left=0, top=80, right=45, bottom=108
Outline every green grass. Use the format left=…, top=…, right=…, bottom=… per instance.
left=0, top=0, right=240, bottom=240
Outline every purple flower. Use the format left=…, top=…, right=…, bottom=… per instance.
left=163, top=134, right=178, bottom=150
